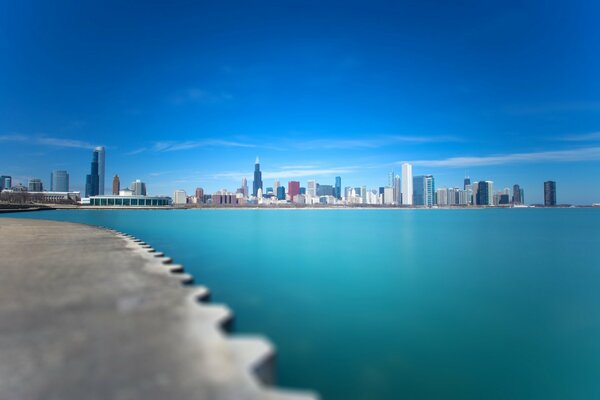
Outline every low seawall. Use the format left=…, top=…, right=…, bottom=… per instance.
left=0, top=218, right=317, bottom=400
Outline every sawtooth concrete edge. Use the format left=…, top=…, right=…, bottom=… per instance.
left=0, top=218, right=318, bottom=400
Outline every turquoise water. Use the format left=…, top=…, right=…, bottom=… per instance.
left=5, top=209, right=600, bottom=399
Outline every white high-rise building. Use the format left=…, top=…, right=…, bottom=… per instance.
left=401, top=163, right=413, bottom=205
left=307, top=180, right=317, bottom=198
left=173, top=189, right=187, bottom=204
left=95, top=146, right=105, bottom=195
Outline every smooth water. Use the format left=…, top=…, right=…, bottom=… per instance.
left=4, top=209, right=600, bottom=399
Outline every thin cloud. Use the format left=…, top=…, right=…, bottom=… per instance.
left=557, top=132, right=600, bottom=142
left=211, top=167, right=356, bottom=181
left=291, top=135, right=461, bottom=150
left=0, top=133, right=97, bottom=149
left=409, top=147, right=600, bottom=168
left=151, top=139, right=256, bottom=152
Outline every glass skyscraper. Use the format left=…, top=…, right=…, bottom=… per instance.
left=335, top=176, right=342, bottom=199
left=51, top=170, right=69, bottom=192
left=85, top=149, right=100, bottom=197
left=544, top=181, right=556, bottom=206
left=413, top=176, right=425, bottom=206
left=252, top=157, right=262, bottom=197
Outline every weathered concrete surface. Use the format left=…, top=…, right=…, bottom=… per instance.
left=0, top=218, right=317, bottom=400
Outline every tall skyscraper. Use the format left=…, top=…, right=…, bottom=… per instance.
left=413, top=175, right=425, bottom=206
left=288, top=181, right=300, bottom=200
left=425, top=175, right=435, bottom=206
left=464, top=176, right=471, bottom=190
left=307, top=180, right=317, bottom=198
left=94, top=146, right=105, bottom=195
left=277, top=185, right=285, bottom=200
left=544, top=181, right=556, bottom=206
left=0, top=175, right=11, bottom=190
left=393, top=175, right=401, bottom=205
left=242, top=177, right=249, bottom=198
left=335, top=176, right=342, bottom=199
left=252, top=157, right=262, bottom=197
left=85, top=148, right=100, bottom=197
left=51, top=170, right=69, bottom=192
left=195, top=187, right=204, bottom=202
left=401, top=163, right=413, bottom=205
left=112, top=175, right=120, bottom=195
left=28, top=178, right=43, bottom=192
left=476, top=181, right=493, bottom=206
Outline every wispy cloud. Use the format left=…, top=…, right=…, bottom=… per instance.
left=556, top=132, right=600, bottom=142
left=169, top=88, right=233, bottom=106
left=0, top=133, right=97, bottom=149
left=291, top=134, right=461, bottom=150
left=408, top=147, right=600, bottom=168
left=152, top=139, right=255, bottom=152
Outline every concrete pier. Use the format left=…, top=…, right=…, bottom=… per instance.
left=0, top=218, right=317, bottom=400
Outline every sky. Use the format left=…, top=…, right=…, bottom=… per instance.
left=1, top=0, right=599, bottom=204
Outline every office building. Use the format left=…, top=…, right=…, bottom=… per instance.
left=393, top=175, right=401, bottom=205
left=476, top=181, right=493, bottom=206
left=435, top=188, right=447, bottom=206
left=173, top=190, right=187, bottom=205
left=277, top=186, right=285, bottom=200
left=50, top=170, right=69, bottom=192
left=130, top=179, right=147, bottom=196
left=0, top=175, right=12, bottom=190
left=335, top=176, right=342, bottom=199
left=401, top=163, right=413, bottom=205
left=85, top=148, right=100, bottom=197
left=252, top=157, right=263, bottom=197
left=413, top=176, right=425, bottom=206
left=383, top=187, right=394, bottom=205
left=112, top=175, right=120, bottom=195
left=288, top=181, right=300, bottom=200
left=307, top=180, right=317, bottom=198
left=241, top=177, right=249, bottom=198
left=464, top=176, right=471, bottom=190
left=317, top=184, right=334, bottom=197
left=28, top=178, right=43, bottom=192
left=512, top=184, right=522, bottom=205
left=425, top=175, right=435, bottom=206
left=95, top=146, right=105, bottom=195
left=544, top=181, right=556, bottom=206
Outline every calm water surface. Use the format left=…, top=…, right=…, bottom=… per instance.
left=5, top=208, right=600, bottom=399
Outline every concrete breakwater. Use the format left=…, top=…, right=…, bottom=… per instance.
left=0, top=218, right=317, bottom=400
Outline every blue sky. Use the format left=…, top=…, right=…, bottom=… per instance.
left=1, top=0, right=599, bottom=204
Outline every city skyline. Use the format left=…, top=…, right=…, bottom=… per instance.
left=1, top=1, right=599, bottom=203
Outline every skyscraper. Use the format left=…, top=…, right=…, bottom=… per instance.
left=512, top=184, right=522, bottom=204
left=0, top=175, right=11, bottom=190
left=401, top=163, right=413, bottom=205
left=335, top=176, right=342, bottom=199
left=252, top=157, right=262, bottom=197
left=85, top=148, right=100, bottom=197
left=113, top=175, right=120, bottom=195
left=28, top=178, right=43, bottom=192
left=476, top=181, right=493, bottom=206
left=288, top=181, right=300, bottom=200
left=242, top=177, right=248, bottom=198
left=307, top=180, right=317, bottom=198
left=413, top=175, right=425, bottom=206
left=94, top=146, right=105, bottom=195
left=195, top=187, right=204, bottom=202
left=464, top=176, right=471, bottom=190
left=130, top=179, right=147, bottom=196
left=393, top=175, right=401, bottom=205
left=277, top=185, right=285, bottom=200
left=425, top=175, right=435, bottom=207
left=544, top=181, right=556, bottom=206
left=51, top=170, right=69, bottom=192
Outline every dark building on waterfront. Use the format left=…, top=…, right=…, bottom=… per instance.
left=252, top=157, right=263, bottom=197
left=476, top=181, right=490, bottom=206
left=85, top=149, right=100, bottom=197
left=317, top=184, right=334, bottom=197
left=112, top=175, right=120, bottom=195
left=277, top=186, right=285, bottom=200
left=512, top=184, right=523, bottom=205
left=335, top=176, right=342, bottom=199
left=0, top=175, right=11, bottom=190
left=288, top=181, right=300, bottom=199
left=464, top=176, right=471, bottom=190
left=544, top=181, right=556, bottom=206
left=413, top=175, right=425, bottom=206
left=28, top=178, right=43, bottom=192
left=51, top=170, right=69, bottom=192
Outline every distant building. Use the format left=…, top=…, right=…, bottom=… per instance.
left=85, top=148, right=100, bottom=197
left=413, top=176, right=425, bottom=206
left=195, top=187, right=204, bottom=203
left=307, top=180, right=317, bottom=198
left=173, top=190, right=187, bottom=205
left=252, top=157, right=262, bottom=196
left=425, top=175, right=435, bottom=207
left=544, top=181, right=556, bottom=206
left=476, top=181, right=493, bottom=206
left=241, top=178, right=248, bottom=198
left=0, top=175, right=12, bottom=190
left=401, top=163, right=413, bottom=205
left=50, top=170, right=69, bottom=192
left=88, top=195, right=170, bottom=207
left=464, top=176, right=471, bottom=190
left=28, top=178, right=43, bottom=192
left=317, top=184, right=334, bottom=197
left=435, top=188, right=447, bottom=206
left=130, top=179, right=147, bottom=196
left=112, top=175, right=120, bottom=195
left=277, top=186, right=285, bottom=200
left=393, top=175, right=401, bottom=205
left=94, top=146, right=105, bottom=195
left=335, top=176, right=342, bottom=199
left=383, top=187, right=394, bottom=205
left=288, top=181, right=300, bottom=200
left=512, top=184, right=523, bottom=205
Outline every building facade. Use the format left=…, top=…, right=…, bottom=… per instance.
left=544, top=181, right=556, bottom=206
left=112, top=175, right=120, bottom=195
left=401, top=163, right=413, bottom=205
left=252, top=157, right=263, bottom=197
left=51, top=170, right=69, bottom=192
left=28, top=178, right=43, bottom=192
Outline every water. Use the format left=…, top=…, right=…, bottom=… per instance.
left=4, top=208, right=600, bottom=399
